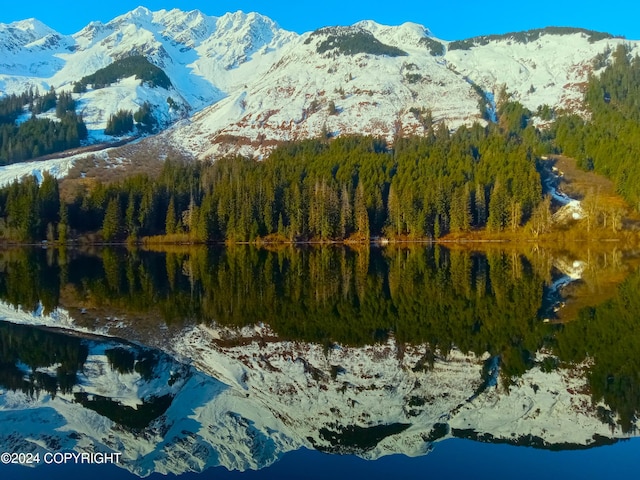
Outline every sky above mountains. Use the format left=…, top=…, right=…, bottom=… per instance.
left=1, top=0, right=638, bottom=41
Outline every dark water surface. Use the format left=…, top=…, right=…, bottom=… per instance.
left=2, top=437, right=639, bottom=480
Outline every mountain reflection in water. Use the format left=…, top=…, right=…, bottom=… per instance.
left=0, top=245, right=639, bottom=477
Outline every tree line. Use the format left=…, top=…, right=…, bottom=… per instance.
left=306, top=27, right=408, bottom=57
left=0, top=173, right=61, bottom=242
left=104, top=102, right=158, bottom=136
left=449, top=27, right=614, bottom=51
left=0, top=116, right=548, bottom=243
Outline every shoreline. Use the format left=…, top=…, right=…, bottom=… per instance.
left=0, top=234, right=635, bottom=249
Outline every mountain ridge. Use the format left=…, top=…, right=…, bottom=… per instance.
left=0, top=8, right=637, bottom=169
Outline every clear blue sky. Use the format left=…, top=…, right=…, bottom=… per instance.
left=1, top=0, right=638, bottom=41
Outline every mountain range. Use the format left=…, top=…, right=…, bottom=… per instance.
left=0, top=7, right=635, bottom=164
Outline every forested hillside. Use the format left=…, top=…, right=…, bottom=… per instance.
left=0, top=89, right=87, bottom=164
left=0, top=106, right=548, bottom=243
left=305, top=27, right=408, bottom=57
left=448, top=27, right=614, bottom=50
left=72, top=55, right=172, bottom=92
left=552, top=44, right=640, bottom=211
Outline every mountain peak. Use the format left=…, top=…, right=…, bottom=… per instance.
left=399, top=21, right=434, bottom=38
left=167, top=8, right=207, bottom=22
left=354, top=20, right=434, bottom=47
left=1, top=17, right=57, bottom=37
left=217, top=10, right=282, bottom=30
left=111, top=5, right=154, bottom=27
left=0, top=17, right=64, bottom=58
left=1, top=8, right=635, bottom=165
left=129, top=5, right=153, bottom=19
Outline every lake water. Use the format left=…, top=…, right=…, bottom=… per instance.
left=0, top=245, right=639, bottom=478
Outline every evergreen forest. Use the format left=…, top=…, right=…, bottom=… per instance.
left=0, top=122, right=546, bottom=243
left=72, top=55, right=172, bottom=92
left=448, top=27, right=614, bottom=51
left=553, top=44, right=640, bottom=211
left=306, top=27, right=408, bottom=57
left=0, top=88, right=88, bottom=164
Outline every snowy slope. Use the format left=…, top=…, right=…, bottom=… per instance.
left=159, top=23, right=637, bottom=159
left=0, top=8, right=296, bottom=124
left=161, top=23, right=479, bottom=159
left=1, top=9, right=639, bottom=170
left=0, top=141, right=135, bottom=188
left=444, top=32, right=635, bottom=114
left=0, top=156, right=74, bottom=187
left=0, top=18, right=74, bottom=79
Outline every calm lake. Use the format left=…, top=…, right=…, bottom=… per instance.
left=0, top=245, right=639, bottom=479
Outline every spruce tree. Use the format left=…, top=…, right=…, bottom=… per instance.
left=354, top=182, right=370, bottom=240
left=102, top=198, right=122, bottom=241
left=58, top=203, right=69, bottom=244
left=165, top=197, right=177, bottom=235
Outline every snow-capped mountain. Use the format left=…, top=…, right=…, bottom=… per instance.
left=162, top=22, right=482, bottom=159
left=159, top=23, right=636, bottom=159
left=58, top=7, right=295, bottom=109
left=0, top=7, right=295, bottom=138
left=444, top=30, right=616, bottom=115
left=0, top=18, right=74, bottom=78
left=0, top=8, right=636, bottom=163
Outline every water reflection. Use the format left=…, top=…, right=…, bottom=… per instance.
left=0, top=245, right=639, bottom=476
left=1, top=246, right=551, bottom=347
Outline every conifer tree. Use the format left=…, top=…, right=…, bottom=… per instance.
left=339, top=185, right=353, bottom=239
left=354, top=182, right=370, bottom=239
left=102, top=197, right=122, bottom=241
left=165, top=196, right=177, bottom=235
left=58, top=203, right=69, bottom=244
left=488, top=180, right=509, bottom=232
left=474, top=183, right=487, bottom=227
left=38, top=173, right=60, bottom=238
left=126, top=194, right=138, bottom=239
left=386, top=183, right=402, bottom=236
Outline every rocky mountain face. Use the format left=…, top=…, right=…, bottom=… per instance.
left=0, top=8, right=634, bottom=159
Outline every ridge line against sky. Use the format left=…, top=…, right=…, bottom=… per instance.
left=1, top=0, right=638, bottom=41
